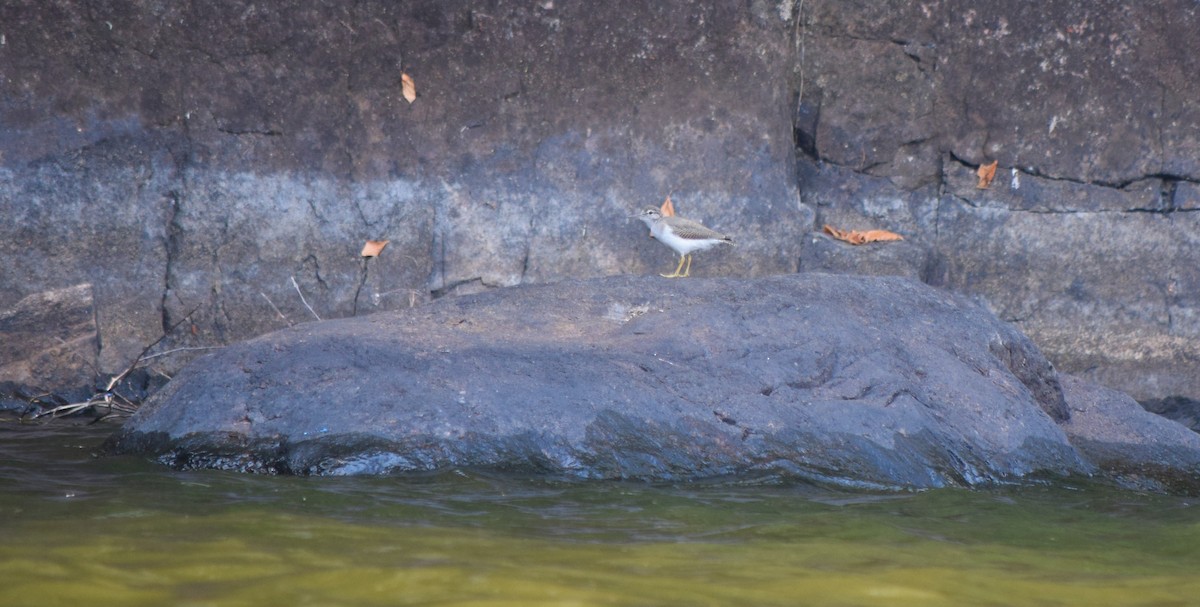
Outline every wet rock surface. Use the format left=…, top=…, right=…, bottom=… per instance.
left=107, top=275, right=1196, bottom=491
left=1060, top=376, right=1200, bottom=495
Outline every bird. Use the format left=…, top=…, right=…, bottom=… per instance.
left=631, top=207, right=734, bottom=278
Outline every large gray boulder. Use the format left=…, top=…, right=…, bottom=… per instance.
left=109, top=274, right=1160, bottom=489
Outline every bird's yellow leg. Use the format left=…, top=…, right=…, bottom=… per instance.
left=681, top=254, right=693, bottom=277
left=661, top=254, right=687, bottom=278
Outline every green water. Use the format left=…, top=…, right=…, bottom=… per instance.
left=2, top=422, right=1198, bottom=606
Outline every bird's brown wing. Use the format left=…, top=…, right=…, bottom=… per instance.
left=668, top=217, right=733, bottom=242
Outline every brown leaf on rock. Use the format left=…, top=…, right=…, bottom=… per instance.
left=823, top=224, right=904, bottom=245
left=361, top=240, right=389, bottom=258
left=976, top=160, right=998, bottom=189
left=857, top=229, right=904, bottom=243
left=660, top=195, right=676, bottom=217
left=401, top=73, right=417, bottom=104
left=647, top=195, right=677, bottom=238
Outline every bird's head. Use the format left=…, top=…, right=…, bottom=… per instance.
left=631, top=208, right=662, bottom=224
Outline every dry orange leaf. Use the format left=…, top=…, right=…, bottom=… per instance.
left=400, top=73, right=416, bottom=104
left=648, top=195, right=677, bottom=238
left=976, top=160, right=998, bottom=189
left=660, top=195, right=676, bottom=217
left=361, top=239, right=389, bottom=258
left=823, top=224, right=904, bottom=245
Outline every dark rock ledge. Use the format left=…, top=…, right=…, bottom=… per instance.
left=104, top=274, right=1200, bottom=492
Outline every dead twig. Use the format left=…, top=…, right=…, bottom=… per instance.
left=139, top=346, right=222, bottom=362
left=290, top=276, right=322, bottom=321
left=33, top=303, right=202, bottom=422
left=261, top=291, right=292, bottom=326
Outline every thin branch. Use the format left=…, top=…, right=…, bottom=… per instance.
left=261, top=291, right=292, bottom=325
left=290, top=275, right=322, bottom=321
left=139, top=345, right=223, bottom=362
left=102, top=303, right=202, bottom=392
left=31, top=303, right=201, bottom=421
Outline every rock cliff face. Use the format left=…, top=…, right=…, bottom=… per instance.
left=0, top=0, right=803, bottom=395
left=2, top=0, right=1198, bottom=406
left=792, top=1, right=1200, bottom=402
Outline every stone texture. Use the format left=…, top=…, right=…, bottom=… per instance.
left=3, top=0, right=1200, bottom=411
left=1, top=0, right=807, bottom=395
left=793, top=0, right=1200, bottom=401
left=930, top=162, right=1200, bottom=401
left=1140, top=396, right=1200, bottom=434
left=0, top=138, right=174, bottom=375
left=0, top=284, right=97, bottom=397
left=107, top=274, right=1096, bottom=488
left=1060, top=375, right=1200, bottom=495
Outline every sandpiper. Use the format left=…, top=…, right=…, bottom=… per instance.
left=632, top=208, right=734, bottom=278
